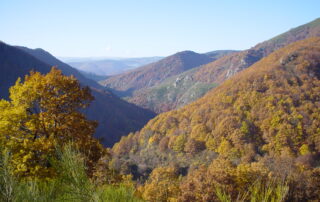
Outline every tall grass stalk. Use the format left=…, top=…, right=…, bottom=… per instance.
left=215, top=179, right=289, bottom=202
left=0, top=145, right=142, bottom=202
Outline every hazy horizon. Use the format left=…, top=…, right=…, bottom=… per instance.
left=1, top=0, right=319, bottom=58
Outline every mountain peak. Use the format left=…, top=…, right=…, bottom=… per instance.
left=175, top=50, right=197, bottom=55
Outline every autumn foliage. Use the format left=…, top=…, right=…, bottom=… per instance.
left=0, top=67, right=104, bottom=178
left=112, top=37, right=320, bottom=201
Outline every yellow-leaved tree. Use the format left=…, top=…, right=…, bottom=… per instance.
left=140, top=166, right=181, bottom=202
left=0, top=67, right=104, bottom=178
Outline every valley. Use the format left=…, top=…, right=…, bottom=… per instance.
left=0, top=2, right=319, bottom=200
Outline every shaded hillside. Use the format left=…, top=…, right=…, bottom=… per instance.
left=17, top=46, right=103, bottom=90
left=100, top=51, right=214, bottom=96
left=68, top=56, right=163, bottom=76
left=0, top=42, right=155, bottom=147
left=79, top=70, right=109, bottom=82
left=86, top=89, right=156, bottom=147
left=130, top=18, right=320, bottom=113
left=112, top=37, right=320, bottom=175
left=0, top=42, right=51, bottom=98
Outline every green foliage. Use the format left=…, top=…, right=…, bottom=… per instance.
left=52, top=144, right=96, bottom=201
left=299, top=144, right=310, bottom=155
left=0, top=150, right=16, bottom=202
left=97, top=185, right=142, bottom=202
left=217, top=139, right=232, bottom=156
left=215, top=180, right=289, bottom=202
left=215, top=187, right=232, bottom=202
left=0, top=145, right=140, bottom=202
left=169, top=135, right=186, bottom=152
left=246, top=181, right=288, bottom=202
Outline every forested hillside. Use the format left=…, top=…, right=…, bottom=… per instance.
left=195, top=18, right=320, bottom=83
left=129, top=18, right=320, bottom=113
left=128, top=67, right=218, bottom=113
left=100, top=51, right=214, bottom=97
left=112, top=37, right=320, bottom=201
left=0, top=42, right=155, bottom=146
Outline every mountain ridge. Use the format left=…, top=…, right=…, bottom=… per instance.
left=100, top=50, right=215, bottom=97
left=0, top=42, right=156, bottom=147
left=195, top=17, right=320, bottom=83
left=129, top=18, right=320, bottom=113
left=17, top=46, right=103, bottom=90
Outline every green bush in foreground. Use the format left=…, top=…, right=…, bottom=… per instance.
left=0, top=145, right=141, bottom=202
left=215, top=180, right=289, bottom=202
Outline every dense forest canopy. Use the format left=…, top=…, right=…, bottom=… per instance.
left=112, top=37, right=320, bottom=201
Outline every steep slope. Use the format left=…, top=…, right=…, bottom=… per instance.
left=127, top=50, right=237, bottom=113
left=0, top=42, right=155, bottom=147
left=100, top=51, right=214, bottom=96
left=128, top=67, right=218, bottom=113
left=86, top=89, right=156, bottom=147
left=195, top=17, right=320, bottom=83
left=130, top=18, right=320, bottom=113
left=17, top=46, right=102, bottom=90
left=0, top=42, right=51, bottom=98
left=112, top=37, right=320, bottom=174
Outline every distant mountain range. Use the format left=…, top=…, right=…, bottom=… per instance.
left=99, top=50, right=236, bottom=112
left=205, top=50, right=239, bottom=59
left=110, top=18, right=320, bottom=113
left=0, top=42, right=155, bottom=147
left=99, top=50, right=228, bottom=97
left=65, top=56, right=163, bottom=76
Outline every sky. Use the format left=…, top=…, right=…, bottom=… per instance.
left=1, top=0, right=319, bottom=58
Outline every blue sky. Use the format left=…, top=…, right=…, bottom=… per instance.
left=1, top=0, right=319, bottom=57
